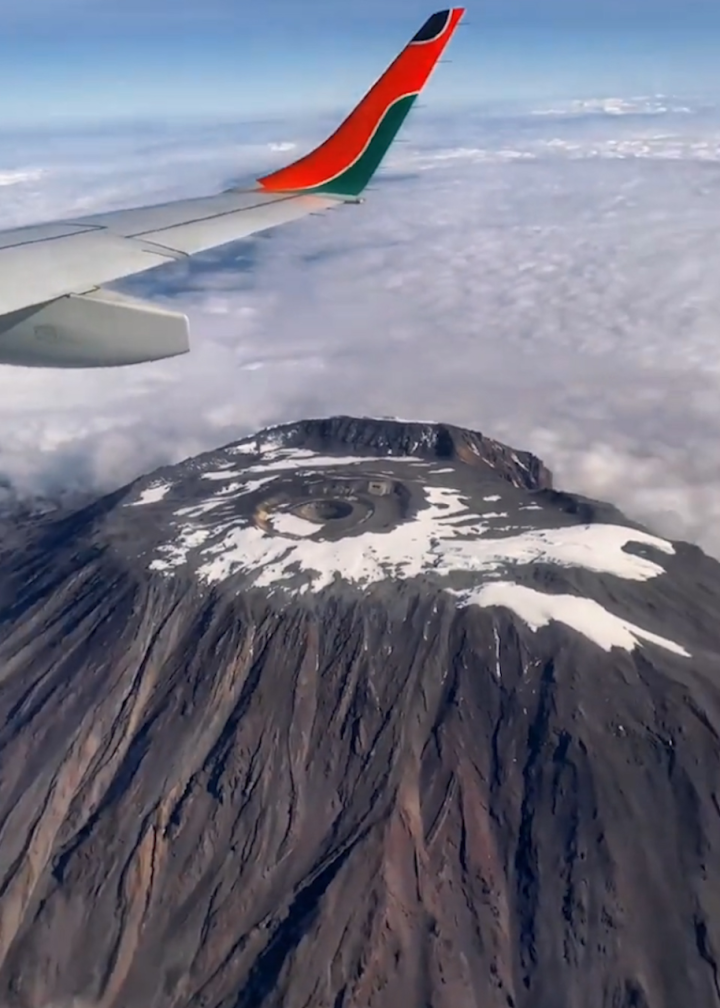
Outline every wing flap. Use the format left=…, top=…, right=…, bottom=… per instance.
left=0, top=287, right=190, bottom=367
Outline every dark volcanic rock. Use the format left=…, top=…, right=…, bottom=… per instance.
left=0, top=415, right=719, bottom=1008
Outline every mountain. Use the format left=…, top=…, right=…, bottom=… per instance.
left=1, top=414, right=720, bottom=1008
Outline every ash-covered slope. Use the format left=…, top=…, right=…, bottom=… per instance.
left=1, top=415, right=720, bottom=1008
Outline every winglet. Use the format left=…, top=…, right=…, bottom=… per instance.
left=257, top=9, right=465, bottom=199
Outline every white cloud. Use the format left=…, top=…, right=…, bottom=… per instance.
left=1, top=106, right=720, bottom=559
left=529, top=96, right=695, bottom=117
left=0, top=169, right=44, bottom=187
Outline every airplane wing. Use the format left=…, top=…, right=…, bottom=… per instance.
left=0, top=8, right=464, bottom=368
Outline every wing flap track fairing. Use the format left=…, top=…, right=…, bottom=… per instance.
left=0, top=288, right=190, bottom=367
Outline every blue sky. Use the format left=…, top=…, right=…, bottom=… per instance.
left=2, top=0, right=720, bottom=125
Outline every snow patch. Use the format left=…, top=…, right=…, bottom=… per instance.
left=151, top=527, right=211, bottom=569
left=269, top=512, right=319, bottom=538
left=464, top=582, right=689, bottom=657
left=201, top=469, right=244, bottom=481
left=147, top=447, right=682, bottom=664
left=150, top=449, right=676, bottom=590
left=129, top=482, right=172, bottom=506
left=190, top=511, right=673, bottom=591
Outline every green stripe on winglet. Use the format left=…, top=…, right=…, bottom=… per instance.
left=306, top=94, right=418, bottom=199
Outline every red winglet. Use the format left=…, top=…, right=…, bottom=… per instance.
left=258, top=9, right=465, bottom=195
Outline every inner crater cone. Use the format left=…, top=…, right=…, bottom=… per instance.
left=295, top=499, right=356, bottom=522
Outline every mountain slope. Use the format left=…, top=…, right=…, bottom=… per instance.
left=0, top=416, right=719, bottom=1008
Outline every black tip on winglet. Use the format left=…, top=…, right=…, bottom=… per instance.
left=411, top=10, right=452, bottom=43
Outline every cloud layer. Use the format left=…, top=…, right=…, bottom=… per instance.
left=2, top=104, right=720, bottom=556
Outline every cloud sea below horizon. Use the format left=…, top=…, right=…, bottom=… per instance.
left=2, top=98, right=720, bottom=557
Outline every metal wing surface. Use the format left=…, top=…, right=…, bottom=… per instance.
left=0, top=9, right=464, bottom=368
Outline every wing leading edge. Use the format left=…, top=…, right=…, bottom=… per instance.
left=0, top=9, right=464, bottom=368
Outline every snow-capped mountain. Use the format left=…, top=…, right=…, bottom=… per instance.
left=0, top=415, right=719, bottom=1008
left=118, top=416, right=700, bottom=660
